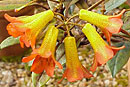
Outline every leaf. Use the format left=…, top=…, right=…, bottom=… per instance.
left=1, top=55, right=23, bottom=62
left=64, top=0, right=79, bottom=16
left=39, top=75, right=50, bottom=87
left=56, top=43, right=66, bottom=65
left=0, top=5, right=35, bottom=58
left=69, top=4, right=75, bottom=14
left=64, top=0, right=79, bottom=7
left=47, top=0, right=57, bottom=10
left=122, top=11, right=130, bottom=30
left=105, top=0, right=127, bottom=13
left=0, top=36, right=20, bottom=49
left=0, top=0, right=30, bottom=10
left=107, top=42, right=130, bottom=77
left=32, top=72, right=40, bottom=87
left=76, top=0, right=88, bottom=9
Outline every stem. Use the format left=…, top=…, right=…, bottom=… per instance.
left=57, top=51, right=65, bottom=61
left=33, top=4, right=48, bottom=10
left=54, top=16, right=64, bottom=22
left=49, top=0, right=60, bottom=3
left=66, top=25, right=70, bottom=36
left=66, top=14, right=79, bottom=24
left=87, top=0, right=105, bottom=11
left=113, top=34, right=130, bottom=41
left=69, top=19, right=81, bottom=30
left=67, top=22, right=84, bottom=28
left=111, top=38, right=122, bottom=42
left=56, top=23, right=65, bottom=29
left=121, top=29, right=130, bottom=37
left=101, top=0, right=105, bottom=14
left=126, top=9, right=130, bottom=11
left=54, top=12, right=66, bottom=20
left=53, top=1, right=62, bottom=12
left=15, top=0, right=37, bottom=12
left=40, top=76, right=51, bottom=87
left=65, top=0, right=105, bottom=22
left=56, top=37, right=65, bottom=50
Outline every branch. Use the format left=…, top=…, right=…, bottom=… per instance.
left=87, top=0, right=105, bottom=11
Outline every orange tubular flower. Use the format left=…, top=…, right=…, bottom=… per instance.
left=4, top=10, right=54, bottom=49
left=22, top=26, right=62, bottom=76
left=82, top=23, right=125, bottom=72
left=59, top=36, right=92, bottom=82
left=79, top=9, right=125, bottom=43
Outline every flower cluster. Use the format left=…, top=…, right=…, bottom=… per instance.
left=79, top=9, right=125, bottom=72
left=4, top=9, right=125, bottom=83
left=79, top=9, right=126, bottom=43
left=5, top=10, right=54, bottom=49
left=59, top=36, right=92, bottom=82
left=82, top=23, right=125, bottom=72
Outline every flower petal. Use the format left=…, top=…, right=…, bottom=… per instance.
left=44, top=57, right=55, bottom=76
left=90, top=57, right=98, bottom=72
left=62, top=36, right=92, bottom=82
left=4, top=13, right=21, bottom=23
left=106, top=18, right=123, bottom=34
left=31, top=56, right=45, bottom=74
left=22, top=54, right=37, bottom=62
left=7, top=23, right=24, bottom=37
left=101, top=28, right=112, bottom=44
left=110, top=45, right=125, bottom=54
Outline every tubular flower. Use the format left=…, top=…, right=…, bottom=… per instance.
left=4, top=10, right=54, bottom=49
left=79, top=9, right=125, bottom=43
left=59, top=36, right=92, bottom=82
left=82, top=23, right=125, bottom=72
left=22, top=26, right=62, bottom=76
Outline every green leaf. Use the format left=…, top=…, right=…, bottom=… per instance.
left=64, top=0, right=79, bottom=16
left=122, top=11, right=130, bottom=30
left=105, top=0, right=126, bottom=13
left=107, top=42, right=130, bottom=77
left=0, top=0, right=29, bottom=10
left=69, top=4, right=75, bottom=14
left=64, top=0, right=79, bottom=7
left=32, top=72, right=40, bottom=87
left=76, top=0, right=88, bottom=9
left=47, top=0, right=57, bottom=10
left=1, top=55, right=22, bottom=62
left=40, top=75, right=50, bottom=87
left=0, top=36, right=20, bottom=49
left=56, top=43, right=66, bottom=65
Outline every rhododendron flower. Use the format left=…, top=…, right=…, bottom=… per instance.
left=4, top=10, right=54, bottom=49
left=82, top=23, right=125, bottom=72
left=59, top=36, right=92, bottom=82
left=22, top=26, right=62, bottom=76
left=79, top=9, right=126, bottom=43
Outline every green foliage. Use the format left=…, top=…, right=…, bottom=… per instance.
left=76, top=0, right=88, bottom=9
left=0, top=36, right=20, bottom=49
left=1, top=55, right=23, bottom=62
left=32, top=72, right=40, bottom=87
left=107, top=42, right=130, bottom=77
left=1, top=0, right=130, bottom=85
left=105, top=0, right=127, bottom=13
left=56, top=43, right=66, bottom=65
left=0, top=0, right=29, bottom=10
left=122, top=11, right=130, bottom=30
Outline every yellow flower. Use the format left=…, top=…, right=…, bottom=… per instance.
left=4, top=10, right=54, bottom=49
left=82, top=23, right=125, bottom=72
left=22, top=26, right=62, bottom=76
left=59, top=36, right=92, bottom=82
left=79, top=9, right=125, bottom=43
